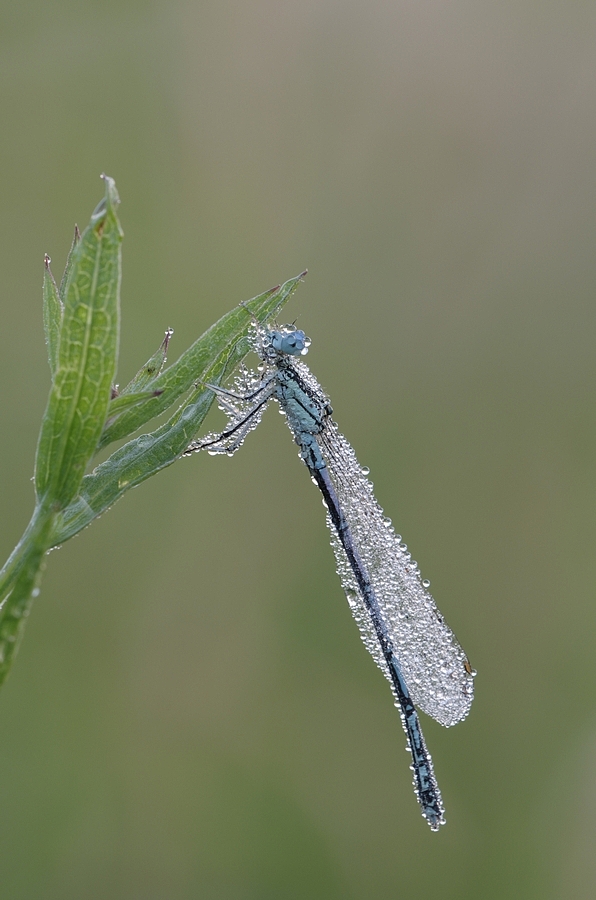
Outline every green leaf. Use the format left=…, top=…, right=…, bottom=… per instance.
left=51, top=377, right=219, bottom=545
left=51, top=271, right=306, bottom=545
left=97, top=271, right=306, bottom=449
left=106, top=388, right=163, bottom=419
left=42, top=255, right=63, bottom=376
left=120, top=328, right=173, bottom=394
left=34, top=175, right=123, bottom=509
left=59, top=224, right=81, bottom=303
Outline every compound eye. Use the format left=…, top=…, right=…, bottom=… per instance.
left=284, top=329, right=309, bottom=355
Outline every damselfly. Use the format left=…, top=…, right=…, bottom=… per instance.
left=186, top=320, right=475, bottom=829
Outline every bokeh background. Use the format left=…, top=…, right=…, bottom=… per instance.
left=1, top=2, right=595, bottom=898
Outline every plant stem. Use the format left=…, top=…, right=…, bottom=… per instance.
left=0, top=504, right=56, bottom=686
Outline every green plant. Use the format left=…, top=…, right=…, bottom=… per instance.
left=0, top=175, right=304, bottom=689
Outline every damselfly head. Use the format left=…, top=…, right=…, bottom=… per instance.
left=268, top=326, right=311, bottom=357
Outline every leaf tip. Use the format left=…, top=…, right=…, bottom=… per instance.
left=100, top=173, right=120, bottom=207
left=43, top=255, right=59, bottom=291
left=91, top=174, right=121, bottom=229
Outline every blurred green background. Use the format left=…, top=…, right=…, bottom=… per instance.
left=1, top=2, right=595, bottom=897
